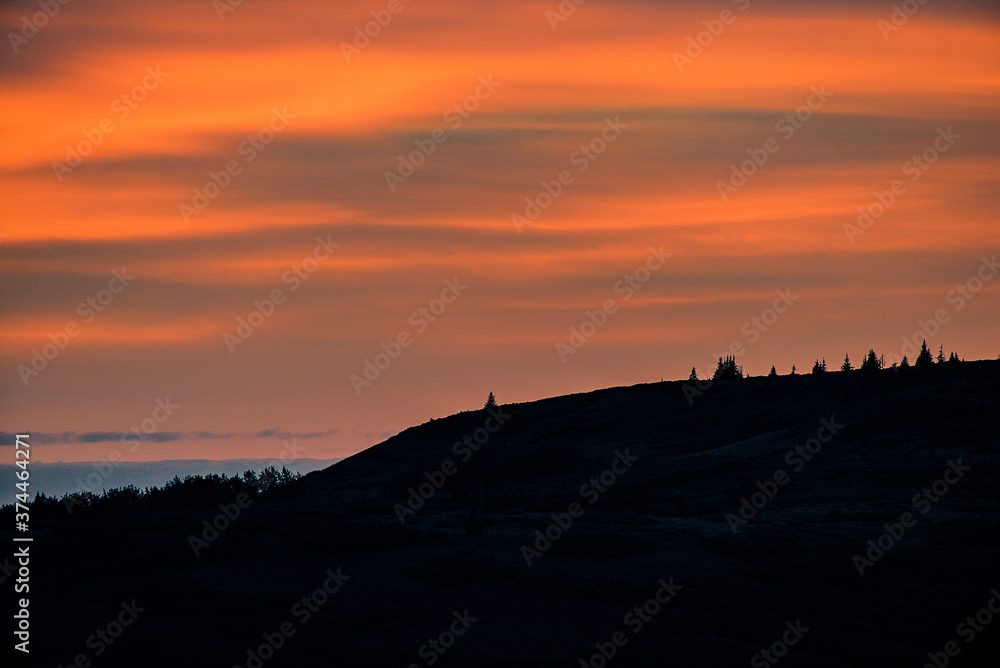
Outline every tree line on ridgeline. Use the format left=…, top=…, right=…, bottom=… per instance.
left=688, top=339, right=965, bottom=383
left=3, top=466, right=302, bottom=522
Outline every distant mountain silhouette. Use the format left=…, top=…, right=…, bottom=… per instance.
left=6, top=359, right=999, bottom=667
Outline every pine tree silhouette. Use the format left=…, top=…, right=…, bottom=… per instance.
left=901, top=355, right=910, bottom=368
left=712, top=356, right=742, bottom=381
left=936, top=345, right=946, bottom=364
left=915, top=340, right=934, bottom=367
left=484, top=392, right=497, bottom=409
left=689, top=367, right=698, bottom=382
left=841, top=354, right=852, bottom=372
left=768, top=365, right=777, bottom=378
left=860, top=349, right=880, bottom=371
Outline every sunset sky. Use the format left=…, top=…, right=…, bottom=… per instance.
left=1, top=0, right=998, bottom=464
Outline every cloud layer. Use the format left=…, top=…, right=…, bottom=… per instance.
left=2, top=0, right=998, bottom=461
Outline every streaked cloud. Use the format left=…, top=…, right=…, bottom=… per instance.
left=1, top=0, right=997, bottom=461
left=0, top=429, right=339, bottom=446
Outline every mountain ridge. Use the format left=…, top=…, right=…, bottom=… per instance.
left=13, top=359, right=999, bottom=667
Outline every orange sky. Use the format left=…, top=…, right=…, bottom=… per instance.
left=1, top=0, right=998, bottom=463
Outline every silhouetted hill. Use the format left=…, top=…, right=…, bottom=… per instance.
left=8, top=360, right=999, bottom=667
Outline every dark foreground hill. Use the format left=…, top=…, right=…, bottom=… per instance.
left=9, top=361, right=1000, bottom=667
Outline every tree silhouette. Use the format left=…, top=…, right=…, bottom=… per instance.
left=712, top=356, right=742, bottom=381
left=840, top=354, right=852, bottom=372
left=915, top=340, right=934, bottom=367
left=811, top=358, right=827, bottom=374
left=689, top=367, right=698, bottom=382
left=484, top=392, right=497, bottom=409
left=790, top=364, right=796, bottom=375
left=43, top=467, right=303, bottom=519
left=768, top=365, right=777, bottom=378
left=901, top=355, right=910, bottom=368
left=936, top=345, right=946, bottom=364
left=860, top=349, right=880, bottom=371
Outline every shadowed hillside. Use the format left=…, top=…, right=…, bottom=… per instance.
left=8, top=360, right=999, bottom=667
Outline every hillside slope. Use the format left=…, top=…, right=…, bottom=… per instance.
left=17, top=361, right=1000, bottom=667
